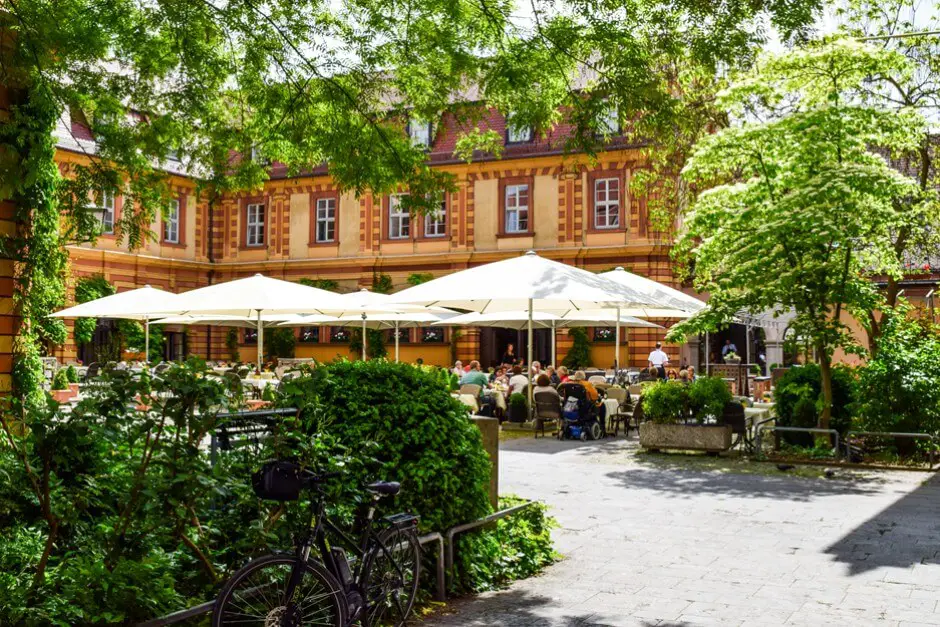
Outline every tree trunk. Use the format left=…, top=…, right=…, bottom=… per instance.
left=817, top=345, right=834, bottom=431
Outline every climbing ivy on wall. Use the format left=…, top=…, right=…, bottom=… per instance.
left=298, top=278, right=338, bottom=291
left=372, top=273, right=394, bottom=294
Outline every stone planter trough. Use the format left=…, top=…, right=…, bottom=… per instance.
left=639, top=422, right=733, bottom=453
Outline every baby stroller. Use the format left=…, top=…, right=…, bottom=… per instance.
left=557, top=383, right=603, bottom=441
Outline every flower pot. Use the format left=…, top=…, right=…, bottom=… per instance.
left=724, top=357, right=741, bottom=365
left=508, top=403, right=528, bottom=423
left=51, top=389, right=73, bottom=403
left=69, top=383, right=80, bottom=396
left=639, top=422, right=732, bottom=452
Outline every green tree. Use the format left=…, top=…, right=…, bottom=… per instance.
left=562, top=327, right=591, bottom=370
left=670, top=39, right=926, bottom=429
left=298, top=278, right=338, bottom=291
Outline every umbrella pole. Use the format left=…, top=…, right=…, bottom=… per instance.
left=144, top=316, right=150, bottom=364
left=256, top=311, right=263, bottom=372
left=705, top=331, right=710, bottom=376
left=551, top=320, right=556, bottom=368
left=614, top=306, right=621, bottom=374
left=361, top=314, right=367, bottom=361
left=527, top=298, right=533, bottom=417
left=395, top=321, right=400, bottom=363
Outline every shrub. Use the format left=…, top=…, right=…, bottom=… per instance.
left=276, top=360, right=492, bottom=534
left=264, top=327, right=296, bottom=359
left=454, top=495, right=557, bottom=593
left=65, top=365, right=78, bottom=383
left=225, top=328, right=240, bottom=362
left=853, top=310, right=940, bottom=436
left=775, top=363, right=856, bottom=445
left=51, top=368, right=70, bottom=391
left=641, top=381, right=688, bottom=424
left=688, top=376, right=732, bottom=423
left=508, top=392, right=527, bottom=410
left=562, top=327, right=591, bottom=370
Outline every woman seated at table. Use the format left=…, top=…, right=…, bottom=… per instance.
left=532, top=374, right=560, bottom=399
left=556, top=366, right=570, bottom=384
left=508, top=365, right=529, bottom=395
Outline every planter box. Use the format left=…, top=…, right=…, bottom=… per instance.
left=69, top=383, right=80, bottom=395
left=639, top=423, right=732, bottom=453
left=50, top=389, right=73, bottom=404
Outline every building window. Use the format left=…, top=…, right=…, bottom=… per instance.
left=315, top=197, right=336, bottom=243
left=504, top=184, right=530, bottom=234
left=330, top=327, right=350, bottom=343
left=598, top=103, right=620, bottom=135
left=424, top=193, right=447, bottom=237
left=593, top=327, right=615, bottom=342
left=245, top=202, right=265, bottom=247
left=244, top=328, right=258, bottom=345
left=421, top=327, right=445, bottom=343
left=408, top=117, right=433, bottom=148
left=95, top=189, right=115, bottom=234
left=593, top=177, right=621, bottom=229
left=299, top=326, right=319, bottom=343
left=388, top=194, right=410, bottom=240
left=163, top=198, right=180, bottom=244
left=506, top=112, right=533, bottom=143
left=250, top=146, right=269, bottom=165
left=388, top=327, right=410, bottom=343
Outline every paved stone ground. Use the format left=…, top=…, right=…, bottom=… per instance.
left=422, top=436, right=940, bottom=626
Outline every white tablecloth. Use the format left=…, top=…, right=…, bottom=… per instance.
left=602, top=398, right=621, bottom=432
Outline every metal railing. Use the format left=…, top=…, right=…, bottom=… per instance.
left=753, top=423, right=840, bottom=458
left=844, top=431, right=939, bottom=468
left=137, top=500, right=537, bottom=626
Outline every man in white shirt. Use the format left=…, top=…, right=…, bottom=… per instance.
left=648, top=343, right=669, bottom=380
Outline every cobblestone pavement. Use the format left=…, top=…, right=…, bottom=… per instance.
left=422, top=436, right=940, bottom=626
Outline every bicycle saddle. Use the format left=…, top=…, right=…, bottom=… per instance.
left=366, top=481, right=401, bottom=496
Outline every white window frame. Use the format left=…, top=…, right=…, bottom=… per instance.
left=408, top=117, right=433, bottom=148
left=315, top=197, right=336, bottom=243
left=504, top=184, right=530, bottom=234
left=163, top=198, right=180, bottom=243
left=95, top=189, right=115, bottom=234
left=246, top=202, right=265, bottom=247
left=598, top=103, right=620, bottom=135
left=506, top=112, right=533, bottom=143
left=593, top=177, right=621, bottom=229
left=424, top=194, right=447, bottom=238
left=388, top=194, right=410, bottom=240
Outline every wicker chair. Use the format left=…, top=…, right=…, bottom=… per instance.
left=605, top=387, right=632, bottom=436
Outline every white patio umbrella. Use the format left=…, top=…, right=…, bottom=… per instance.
left=324, top=289, right=435, bottom=361
left=391, top=250, right=658, bottom=409
left=279, top=310, right=458, bottom=362
left=150, top=274, right=350, bottom=370
left=599, top=267, right=706, bottom=371
left=436, top=310, right=661, bottom=369
left=50, top=285, right=181, bottom=362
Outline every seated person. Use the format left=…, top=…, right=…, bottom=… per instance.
left=569, top=370, right=599, bottom=402
left=545, top=365, right=560, bottom=385
left=532, top=374, right=560, bottom=399
left=667, top=369, right=679, bottom=380
left=637, top=366, right=660, bottom=383
left=459, top=360, right=489, bottom=394
left=556, top=365, right=570, bottom=383
left=508, top=365, right=529, bottom=395
left=678, top=369, right=691, bottom=384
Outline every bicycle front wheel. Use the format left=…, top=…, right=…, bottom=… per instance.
left=361, top=527, right=420, bottom=627
left=212, top=553, right=346, bottom=627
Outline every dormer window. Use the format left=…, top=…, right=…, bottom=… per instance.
left=250, top=146, right=269, bottom=165
left=94, top=190, right=116, bottom=234
left=506, top=112, right=533, bottom=144
left=598, top=102, right=620, bottom=135
left=408, top=117, right=434, bottom=148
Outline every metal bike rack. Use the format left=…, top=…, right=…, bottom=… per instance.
left=444, top=500, right=536, bottom=588
left=754, top=424, right=840, bottom=458
left=844, top=431, right=939, bottom=468
left=419, top=532, right=446, bottom=601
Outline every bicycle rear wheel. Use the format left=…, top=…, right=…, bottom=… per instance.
left=361, top=527, right=420, bottom=626
left=213, top=553, right=346, bottom=627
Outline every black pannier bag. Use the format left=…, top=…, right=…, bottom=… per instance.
left=252, top=460, right=304, bottom=501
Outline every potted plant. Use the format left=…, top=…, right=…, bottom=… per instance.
left=508, top=392, right=528, bottom=423
left=50, top=369, right=73, bottom=403
left=639, top=379, right=733, bottom=453
left=723, top=350, right=742, bottom=364
left=65, top=364, right=80, bottom=395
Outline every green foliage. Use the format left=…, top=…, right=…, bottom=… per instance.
left=406, top=272, right=434, bottom=286
left=51, top=369, right=69, bottom=391
left=65, top=365, right=78, bottom=384
left=276, top=360, right=492, bottom=534
left=508, top=393, right=527, bottom=410
left=641, top=381, right=689, bottom=424
left=117, top=320, right=164, bottom=362
left=454, top=496, right=557, bottom=593
left=562, top=327, right=591, bottom=370
left=137, top=369, right=152, bottom=396
left=225, top=328, right=240, bottom=363
left=73, top=275, right=117, bottom=345
left=853, top=308, right=940, bottom=435
left=671, top=39, right=929, bottom=427
left=264, top=327, right=296, bottom=359
left=688, top=376, right=732, bottom=423
left=775, top=364, right=857, bottom=442
left=298, top=278, right=339, bottom=291
left=349, top=328, right=387, bottom=359
left=261, top=383, right=277, bottom=403
left=371, top=273, right=394, bottom=295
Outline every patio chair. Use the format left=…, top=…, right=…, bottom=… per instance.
left=605, top=387, right=632, bottom=436
left=533, top=391, right=561, bottom=438
left=459, top=383, right=482, bottom=398
left=722, top=401, right=750, bottom=452
left=588, top=375, right=607, bottom=386
left=84, top=362, right=100, bottom=381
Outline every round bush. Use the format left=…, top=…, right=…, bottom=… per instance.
left=641, top=381, right=688, bottom=424
left=775, top=364, right=856, bottom=445
left=278, top=360, right=492, bottom=533
left=688, top=376, right=732, bottom=423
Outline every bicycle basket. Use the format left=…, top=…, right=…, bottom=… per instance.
left=252, top=460, right=303, bottom=501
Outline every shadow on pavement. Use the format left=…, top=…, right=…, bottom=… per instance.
left=824, top=473, right=940, bottom=574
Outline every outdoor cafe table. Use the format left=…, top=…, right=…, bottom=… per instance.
left=243, top=376, right=277, bottom=390
left=483, top=387, right=507, bottom=412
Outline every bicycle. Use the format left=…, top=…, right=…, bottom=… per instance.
left=212, top=461, right=420, bottom=627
